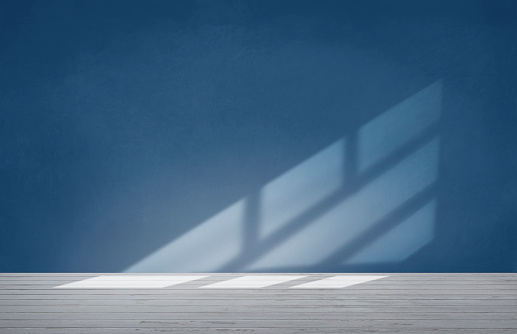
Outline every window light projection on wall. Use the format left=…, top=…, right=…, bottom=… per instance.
left=125, top=80, right=442, bottom=272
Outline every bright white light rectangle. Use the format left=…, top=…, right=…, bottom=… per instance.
left=290, top=275, right=387, bottom=289
left=200, top=275, right=306, bottom=289
left=54, top=275, right=208, bottom=289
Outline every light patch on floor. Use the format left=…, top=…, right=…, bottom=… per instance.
left=290, top=275, right=387, bottom=288
left=53, top=275, right=388, bottom=289
left=54, top=275, right=208, bottom=289
left=199, top=275, right=306, bottom=289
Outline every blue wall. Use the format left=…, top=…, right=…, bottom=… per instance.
left=1, top=0, right=516, bottom=272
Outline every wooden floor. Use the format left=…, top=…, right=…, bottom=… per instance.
left=0, top=273, right=516, bottom=333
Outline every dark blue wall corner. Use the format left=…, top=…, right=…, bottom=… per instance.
left=0, top=0, right=516, bottom=272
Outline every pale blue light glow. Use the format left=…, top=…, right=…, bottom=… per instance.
left=125, top=81, right=441, bottom=272
left=125, top=200, right=245, bottom=272
left=346, top=200, right=436, bottom=264
left=260, top=139, right=345, bottom=240
left=244, top=138, right=439, bottom=270
left=358, top=81, right=441, bottom=172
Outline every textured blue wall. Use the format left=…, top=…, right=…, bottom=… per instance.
left=0, top=0, right=516, bottom=272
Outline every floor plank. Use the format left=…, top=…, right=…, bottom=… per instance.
left=0, top=274, right=515, bottom=333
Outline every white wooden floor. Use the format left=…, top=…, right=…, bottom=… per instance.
left=0, top=273, right=516, bottom=333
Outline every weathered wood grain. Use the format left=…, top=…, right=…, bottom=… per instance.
left=1, top=328, right=516, bottom=334
left=0, top=274, right=515, bottom=333
left=1, top=319, right=517, bottom=328
left=0, top=311, right=515, bottom=320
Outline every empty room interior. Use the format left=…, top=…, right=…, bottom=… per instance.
left=0, top=0, right=516, bottom=333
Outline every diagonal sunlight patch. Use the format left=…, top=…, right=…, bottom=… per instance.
left=345, top=200, right=436, bottom=264
left=243, top=80, right=441, bottom=271
left=200, top=275, right=306, bottom=289
left=125, top=200, right=245, bottom=272
left=124, top=80, right=441, bottom=272
left=54, top=275, right=208, bottom=289
left=244, top=138, right=439, bottom=270
left=358, top=80, right=441, bottom=172
left=125, top=139, right=345, bottom=273
left=290, top=275, right=387, bottom=289
left=260, top=139, right=345, bottom=240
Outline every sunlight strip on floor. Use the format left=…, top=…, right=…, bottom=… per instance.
left=54, top=275, right=208, bottom=289
left=199, top=275, right=306, bottom=289
left=290, top=275, right=387, bottom=288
